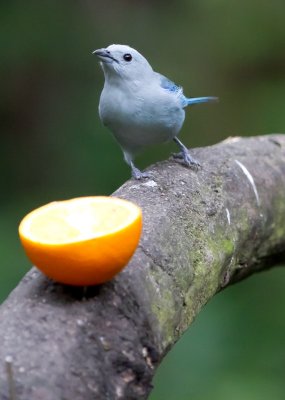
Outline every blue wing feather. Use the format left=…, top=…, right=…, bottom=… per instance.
left=157, top=72, right=219, bottom=108
left=158, top=73, right=181, bottom=93
left=156, top=73, right=188, bottom=107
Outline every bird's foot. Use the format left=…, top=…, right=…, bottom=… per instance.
left=131, top=166, right=151, bottom=180
left=172, top=151, right=201, bottom=169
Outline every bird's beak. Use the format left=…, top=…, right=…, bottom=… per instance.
left=92, top=48, right=118, bottom=63
left=92, top=48, right=107, bottom=57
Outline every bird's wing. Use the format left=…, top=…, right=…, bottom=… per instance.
left=156, top=72, right=188, bottom=107
left=156, top=72, right=218, bottom=107
left=157, top=73, right=181, bottom=93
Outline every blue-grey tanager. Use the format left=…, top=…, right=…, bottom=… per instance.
left=94, top=44, right=218, bottom=179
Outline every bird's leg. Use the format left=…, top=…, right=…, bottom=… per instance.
left=130, top=162, right=150, bottom=180
left=172, top=137, right=201, bottom=168
left=123, top=151, right=150, bottom=180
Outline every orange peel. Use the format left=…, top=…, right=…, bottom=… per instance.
left=19, top=196, right=142, bottom=286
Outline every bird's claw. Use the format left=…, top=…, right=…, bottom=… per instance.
left=172, top=151, right=201, bottom=169
left=131, top=167, right=151, bottom=180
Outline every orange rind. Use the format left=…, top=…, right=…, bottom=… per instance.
left=19, top=196, right=142, bottom=285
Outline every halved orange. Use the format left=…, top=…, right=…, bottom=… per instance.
left=19, top=196, right=142, bottom=286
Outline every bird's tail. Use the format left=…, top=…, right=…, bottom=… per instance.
left=186, top=96, right=219, bottom=106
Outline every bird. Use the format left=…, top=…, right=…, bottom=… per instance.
left=93, top=44, right=218, bottom=179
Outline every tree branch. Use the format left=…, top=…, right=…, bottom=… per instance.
left=1, top=135, right=285, bottom=400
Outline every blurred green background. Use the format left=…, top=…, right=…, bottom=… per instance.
left=1, top=1, right=285, bottom=399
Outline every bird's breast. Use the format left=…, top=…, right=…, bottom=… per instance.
left=99, top=85, right=185, bottom=152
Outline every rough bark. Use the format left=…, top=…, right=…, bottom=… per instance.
left=1, top=134, right=285, bottom=400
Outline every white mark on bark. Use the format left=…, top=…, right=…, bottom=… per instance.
left=142, top=347, right=154, bottom=369
left=222, top=136, right=242, bottom=144
left=142, top=180, right=158, bottom=188
left=226, top=208, right=231, bottom=225
left=235, top=160, right=260, bottom=206
left=5, top=355, right=16, bottom=400
left=129, top=180, right=158, bottom=189
left=115, top=385, right=123, bottom=398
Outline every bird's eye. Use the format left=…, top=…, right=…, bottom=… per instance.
left=123, top=53, right=132, bottom=62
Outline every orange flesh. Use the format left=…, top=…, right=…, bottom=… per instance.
left=19, top=197, right=142, bottom=285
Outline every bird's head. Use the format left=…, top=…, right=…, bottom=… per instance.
left=93, top=44, right=153, bottom=82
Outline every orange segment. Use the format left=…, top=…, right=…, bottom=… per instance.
left=19, top=197, right=142, bottom=286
